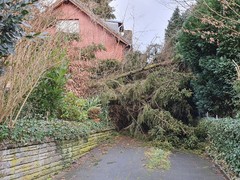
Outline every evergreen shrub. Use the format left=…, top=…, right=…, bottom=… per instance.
left=200, top=118, right=240, bottom=176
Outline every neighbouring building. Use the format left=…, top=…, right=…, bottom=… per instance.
left=51, top=0, right=132, bottom=61
left=45, top=0, right=132, bottom=97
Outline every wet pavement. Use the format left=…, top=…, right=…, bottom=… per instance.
left=54, top=136, right=226, bottom=180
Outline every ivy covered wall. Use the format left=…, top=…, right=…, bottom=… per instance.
left=0, top=131, right=112, bottom=180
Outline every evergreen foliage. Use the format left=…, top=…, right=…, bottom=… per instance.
left=92, top=0, right=115, bottom=19
left=0, top=0, right=37, bottom=58
left=163, top=7, right=184, bottom=63
left=26, top=59, right=69, bottom=117
left=165, top=7, right=183, bottom=41
left=122, top=51, right=146, bottom=72
left=80, top=0, right=115, bottom=19
left=200, top=118, right=240, bottom=177
left=177, top=0, right=240, bottom=116
left=93, top=59, right=121, bottom=77
left=100, top=65, right=201, bottom=149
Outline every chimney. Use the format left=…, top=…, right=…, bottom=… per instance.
left=123, top=30, right=132, bottom=45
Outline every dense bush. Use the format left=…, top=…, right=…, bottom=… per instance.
left=60, top=92, right=108, bottom=122
left=0, top=118, right=112, bottom=144
left=25, top=60, right=68, bottom=117
left=1, top=92, right=112, bottom=144
left=192, top=57, right=236, bottom=116
left=60, top=92, right=89, bottom=121
left=200, top=118, right=240, bottom=176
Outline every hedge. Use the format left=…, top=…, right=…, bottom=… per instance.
left=200, top=118, right=240, bottom=177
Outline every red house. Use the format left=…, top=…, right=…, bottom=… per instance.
left=51, top=0, right=132, bottom=61
left=45, top=0, right=132, bottom=97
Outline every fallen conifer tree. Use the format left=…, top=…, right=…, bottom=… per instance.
left=97, top=62, right=203, bottom=149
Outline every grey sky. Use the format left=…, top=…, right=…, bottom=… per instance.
left=110, top=0, right=177, bottom=51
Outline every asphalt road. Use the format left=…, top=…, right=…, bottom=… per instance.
left=55, top=136, right=226, bottom=180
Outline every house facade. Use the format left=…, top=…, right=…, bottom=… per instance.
left=52, top=0, right=131, bottom=61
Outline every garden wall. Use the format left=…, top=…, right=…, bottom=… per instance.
left=0, top=130, right=112, bottom=180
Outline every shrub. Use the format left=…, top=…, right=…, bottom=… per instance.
left=60, top=92, right=88, bottom=121
left=60, top=93, right=109, bottom=123
left=27, top=59, right=68, bottom=117
left=200, top=118, right=240, bottom=177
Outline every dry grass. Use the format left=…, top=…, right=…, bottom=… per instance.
left=0, top=9, right=67, bottom=127
left=145, top=147, right=171, bottom=170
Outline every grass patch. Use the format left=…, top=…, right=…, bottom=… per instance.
left=145, top=147, right=171, bottom=170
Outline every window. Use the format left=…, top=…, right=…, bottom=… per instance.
left=56, top=20, right=79, bottom=33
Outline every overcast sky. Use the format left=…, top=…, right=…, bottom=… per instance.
left=110, top=0, right=177, bottom=51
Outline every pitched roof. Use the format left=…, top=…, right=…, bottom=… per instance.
left=52, top=0, right=131, bottom=46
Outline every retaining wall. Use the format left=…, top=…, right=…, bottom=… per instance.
left=0, top=131, right=112, bottom=180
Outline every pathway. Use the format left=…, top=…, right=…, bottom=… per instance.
left=54, top=136, right=226, bottom=180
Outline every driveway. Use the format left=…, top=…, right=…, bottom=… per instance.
left=54, top=136, right=226, bottom=180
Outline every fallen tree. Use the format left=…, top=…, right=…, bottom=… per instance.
left=113, top=61, right=173, bottom=81
left=99, top=63, right=201, bottom=149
